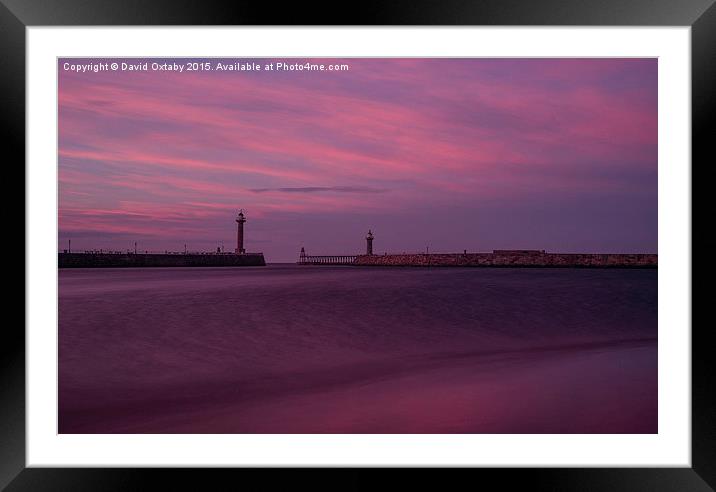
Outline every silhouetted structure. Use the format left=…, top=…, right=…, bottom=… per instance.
left=366, top=230, right=374, bottom=255
left=236, top=210, right=246, bottom=254
left=60, top=252, right=265, bottom=268
left=297, top=252, right=357, bottom=265
left=354, top=251, right=657, bottom=268
left=297, top=246, right=356, bottom=265
left=59, top=208, right=266, bottom=267
left=493, top=249, right=545, bottom=255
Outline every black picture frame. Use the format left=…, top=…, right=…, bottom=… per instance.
left=4, top=1, right=714, bottom=490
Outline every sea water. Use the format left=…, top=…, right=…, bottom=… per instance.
left=58, top=265, right=657, bottom=433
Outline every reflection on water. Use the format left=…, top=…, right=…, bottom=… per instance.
left=59, top=265, right=657, bottom=433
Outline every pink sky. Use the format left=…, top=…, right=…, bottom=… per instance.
left=58, top=58, right=657, bottom=261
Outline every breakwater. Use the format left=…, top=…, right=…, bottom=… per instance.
left=59, top=252, right=266, bottom=268
left=353, top=251, right=657, bottom=268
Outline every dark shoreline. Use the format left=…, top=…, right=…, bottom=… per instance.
left=58, top=252, right=266, bottom=268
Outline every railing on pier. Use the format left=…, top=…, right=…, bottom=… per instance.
left=298, top=255, right=357, bottom=265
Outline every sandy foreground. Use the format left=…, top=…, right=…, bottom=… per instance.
left=59, top=337, right=656, bottom=434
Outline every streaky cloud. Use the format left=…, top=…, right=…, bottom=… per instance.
left=250, top=186, right=389, bottom=194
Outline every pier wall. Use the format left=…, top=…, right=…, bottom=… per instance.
left=59, top=253, right=266, bottom=268
left=353, top=252, right=657, bottom=268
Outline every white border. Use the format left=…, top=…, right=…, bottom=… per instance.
left=27, top=27, right=691, bottom=467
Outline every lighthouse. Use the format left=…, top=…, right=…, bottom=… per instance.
left=366, top=230, right=374, bottom=255
left=235, top=210, right=247, bottom=254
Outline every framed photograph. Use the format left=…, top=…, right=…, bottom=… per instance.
left=6, top=0, right=714, bottom=490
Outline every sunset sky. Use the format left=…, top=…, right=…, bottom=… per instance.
left=58, top=58, right=657, bottom=262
